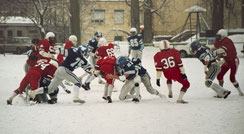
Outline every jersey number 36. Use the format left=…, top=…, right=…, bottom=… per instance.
left=160, top=56, right=175, bottom=69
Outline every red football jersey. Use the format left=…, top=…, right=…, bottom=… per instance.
left=96, top=43, right=115, bottom=59
left=31, top=61, right=57, bottom=78
left=57, top=40, right=75, bottom=65
left=96, top=57, right=116, bottom=84
left=64, top=40, right=75, bottom=49
left=37, top=39, right=55, bottom=61
left=18, top=62, right=57, bottom=92
left=214, top=37, right=237, bottom=61
left=154, top=48, right=183, bottom=79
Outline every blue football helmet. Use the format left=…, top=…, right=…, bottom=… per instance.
left=190, top=41, right=201, bottom=54
left=94, top=31, right=102, bottom=39
left=116, top=56, right=129, bottom=68
left=78, top=45, right=88, bottom=55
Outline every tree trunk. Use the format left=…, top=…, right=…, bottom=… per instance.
left=130, top=0, right=140, bottom=31
left=40, top=15, right=45, bottom=39
left=242, top=0, right=244, bottom=28
left=144, top=0, right=153, bottom=44
left=212, top=0, right=224, bottom=32
left=70, top=0, right=81, bottom=45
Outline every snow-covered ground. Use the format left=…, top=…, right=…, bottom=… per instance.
left=0, top=37, right=244, bottom=134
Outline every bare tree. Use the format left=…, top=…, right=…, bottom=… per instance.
left=125, top=0, right=171, bottom=44
left=70, top=0, right=81, bottom=45
left=1, top=0, right=70, bottom=39
left=242, top=0, right=244, bottom=27
left=212, top=0, right=224, bottom=31
left=125, top=0, right=140, bottom=31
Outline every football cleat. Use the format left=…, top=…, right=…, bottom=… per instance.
left=73, top=97, right=86, bottom=103
left=107, top=96, right=112, bottom=103
left=176, top=100, right=188, bottom=104
left=102, top=96, right=107, bottom=100
left=82, top=83, right=90, bottom=91
left=168, top=91, right=173, bottom=98
left=64, top=89, right=71, bottom=94
left=7, top=99, right=12, bottom=105
left=132, top=98, right=140, bottom=103
left=223, top=91, right=231, bottom=99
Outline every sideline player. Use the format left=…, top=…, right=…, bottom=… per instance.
left=127, top=27, right=144, bottom=59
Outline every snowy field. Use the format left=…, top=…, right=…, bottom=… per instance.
left=0, top=36, right=244, bottom=134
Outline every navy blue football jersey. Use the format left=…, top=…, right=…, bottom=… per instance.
left=116, top=59, right=137, bottom=80
left=195, top=45, right=216, bottom=68
left=88, top=37, right=98, bottom=53
left=127, top=34, right=143, bottom=50
left=60, top=48, right=91, bottom=72
left=132, top=58, right=146, bottom=76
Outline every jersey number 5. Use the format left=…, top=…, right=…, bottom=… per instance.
left=161, top=56, right=175, bottom=69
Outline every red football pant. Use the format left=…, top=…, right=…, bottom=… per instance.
left=217, top=57, right=239, bottom=83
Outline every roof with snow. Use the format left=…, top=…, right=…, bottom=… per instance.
left=0, top=16, right=34, bottom=24
left=184, top=5, right=206, bottom=13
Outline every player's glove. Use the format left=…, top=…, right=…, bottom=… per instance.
left=182, top=74, right=187, bottom=80
left=156, top=79, right=160, bottom=87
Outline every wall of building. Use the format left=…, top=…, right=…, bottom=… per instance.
left=80, top=1, right=131, bottom=44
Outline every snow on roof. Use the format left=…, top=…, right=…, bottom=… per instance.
left=0, top=16, right=34, bottom=24
left=184, top=5, right=206, bottom=13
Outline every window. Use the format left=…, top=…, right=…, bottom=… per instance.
left=29, top=30, right=38, bottom=33
left=7, top=30, right=13, bottom=37
left=114, top=10, right=124, bottom=24
left=91, top=10, right=105, bottom=24
left=0, top=30, right=3, bottom=36
left=114, top=36, right=123, bottom=41
left=17, top=30, right=22, bottom=37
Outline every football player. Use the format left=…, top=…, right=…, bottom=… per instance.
left=154, top=40, right=190, bottom=104
left=24, top=38, right=40, bottom=73
left=56, top=35, right=78, bottom=94
left=190, top=41, right=231, bottom=99
left=107, top=56, right=141, bottom=103
left=37, top=32, right=56, bottom=63
left=7, top=60, right=58, bottom=105
left=212, top=29, right=243, bottom=96
left=127, top=27, right=144, bottom=60
left=33, top=45, right=100, bottom=104
left=131, top=58, right=165, bottom=98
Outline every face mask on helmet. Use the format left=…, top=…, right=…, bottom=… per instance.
left=94, top=31, right=102, bottom=40
left=116, top=56, right=128, bottom=69
left=130, top=28, right=137, bottom=36
left=216, top=29, right=227, bottom=41
left=45, top=32, right=56, bottom=44
left=190, top=41, right=201, bottom=54
left=78, top=45, right=88, bottom=56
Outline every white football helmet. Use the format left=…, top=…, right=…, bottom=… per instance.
left=69, top=35, right=78, bottom=46
left=159, top=40, right=170, bottom=50
left=98, top=37, right=107, bottom=47
left=130, top=27, right=137, bottom=35
left=217, top=29, right=228, bottom=37
left=45, top=32, right=55, bottom=39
